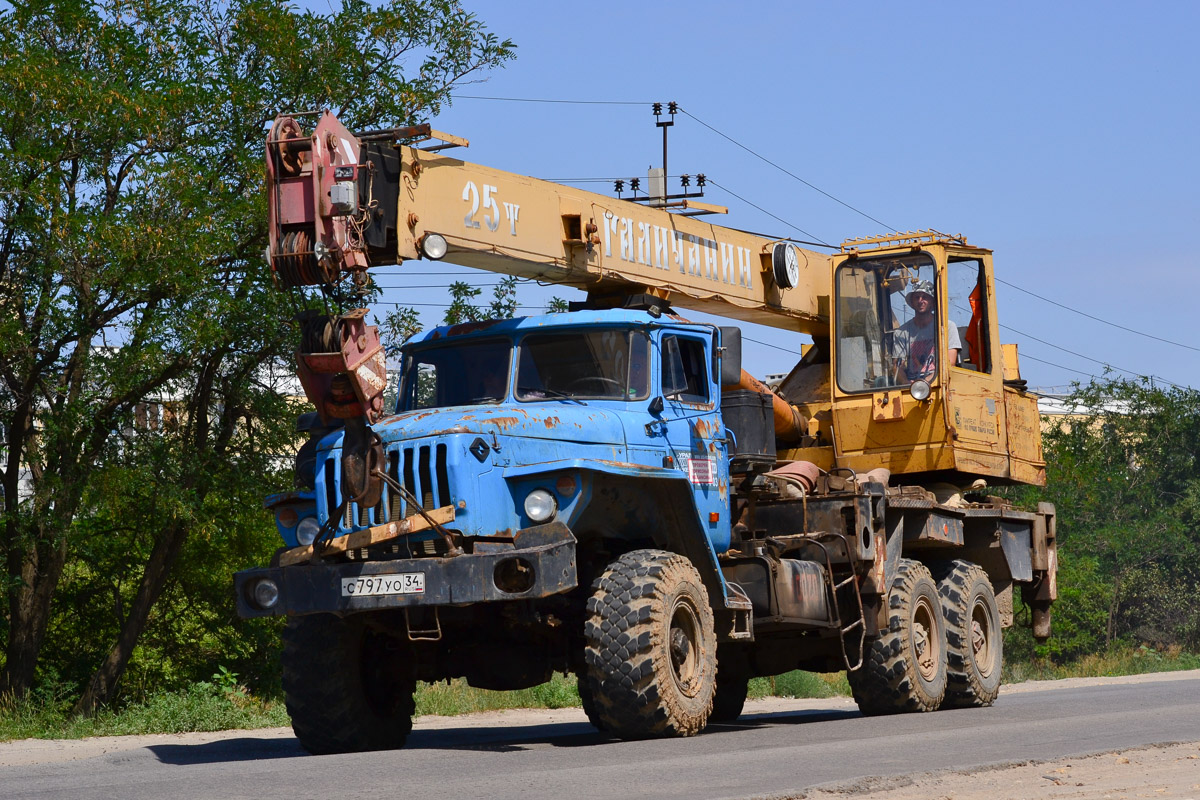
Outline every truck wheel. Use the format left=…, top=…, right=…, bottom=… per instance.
left=708, top=670, right=749, bottom=725
left=281, top=614, right=416, bottom=754
left=934, top=560, right=1002, bottom=708
left=576, top=671, right=608, bottom=732
left=584, top=549, right=717, bottom=738
left=849, top=559, right=947, bottom=715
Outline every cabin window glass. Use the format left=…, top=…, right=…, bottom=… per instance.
left=835, top=254, right=941, bottom=393
left=400, top=338, right=512, bottom=410
left=661, top=335, right=710, bottom=404
left=947, top=259, right=991, bottom=373
left=515, top=329, right=650, bottom=401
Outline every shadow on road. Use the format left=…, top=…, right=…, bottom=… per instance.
left=147, top=707, right=862, bottom=765
left=149, top=736, right=306, bottom=765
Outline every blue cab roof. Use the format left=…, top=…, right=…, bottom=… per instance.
left=404, top=309, right=700, bottom=348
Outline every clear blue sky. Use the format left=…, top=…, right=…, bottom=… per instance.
left=368, top=1, right=1199, bottom=392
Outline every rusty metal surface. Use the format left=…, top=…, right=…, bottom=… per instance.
left=277, top=505, right=456, bottom=567
left=723, top=557, right=831, bottom=627
left=265, top=112, right=368, bottom=287
left=960, top=506, right=1038, bottom=521
left=235, top=523, right=578, bottom=619
left=903, top=513, right=965, bottom=547
left=295, top=311, right=388, bottom=424
left=999, top=520, right=1033, bottom=581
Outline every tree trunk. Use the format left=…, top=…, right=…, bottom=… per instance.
left=3, top=535, right=69, bottom=698
left=74, top=518, right=191, bottom=715
left=1106, top=572, right=1123, bottom=646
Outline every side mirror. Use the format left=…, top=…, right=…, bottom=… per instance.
left=648, top=396, right=664, bottom=415
left=718, top=327, right=742, bottom=386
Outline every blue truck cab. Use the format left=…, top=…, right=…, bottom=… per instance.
left=374, top=308, right=733, bottom=556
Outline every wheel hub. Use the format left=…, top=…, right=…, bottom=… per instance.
left=912, top=596, right=940, bottom=682
left=669, top=600, right=703, bottom=696
left=971, top=597, right=995, bottom=678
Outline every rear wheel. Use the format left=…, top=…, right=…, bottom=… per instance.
left=584, top=549, right=717, bottom=738
left=281, top=614, right=416, bottom=754
left=934, top=560, right=1002, bottom=707
left=848, top=559, right=947, bottom=715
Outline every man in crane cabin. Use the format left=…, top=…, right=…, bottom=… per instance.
left=892, top=280, right=961, bottom=382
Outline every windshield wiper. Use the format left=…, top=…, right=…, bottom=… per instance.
left=516, top=386, right=587, bottom=405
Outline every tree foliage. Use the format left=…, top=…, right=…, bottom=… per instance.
left=1009, top=378, right=1200, bottom=661
left=0, top=0, right=512, bottom=707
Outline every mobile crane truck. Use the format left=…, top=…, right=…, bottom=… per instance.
left=234, top=111, right=1057, bottom=754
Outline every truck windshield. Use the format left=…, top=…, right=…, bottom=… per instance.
left=835, top=254, right=943, bottom=393
left=516, top=329, right=650, bottom=401
left=399, top=338, right=512, bottom=410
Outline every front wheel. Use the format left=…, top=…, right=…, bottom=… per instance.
left=584, top=549, right=717, bottom=738
left=281, top=614, right=416, bottom=754
left=934, top=560, right=1002, bottom=707
left=848, top=559, right=947, bottom=715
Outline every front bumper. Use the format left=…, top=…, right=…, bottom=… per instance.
left=235, top=522, right=578, bottom=618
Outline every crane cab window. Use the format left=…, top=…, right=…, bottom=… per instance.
left=662, top=335, right=710, bottom=404
left=947, top=258, right=991, bottom=373
left=836, top=254, right=952, bottom=393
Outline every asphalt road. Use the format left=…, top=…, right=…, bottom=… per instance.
left=4, top=672, right=1199, bottom=800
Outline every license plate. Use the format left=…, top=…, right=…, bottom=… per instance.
left=341, top=573, right=425, bottom=597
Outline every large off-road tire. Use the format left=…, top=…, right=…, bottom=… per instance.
left=933, top=560, right=1002, bottom=708
left=849, top=558, right=947, bottom=715
left=584, top=549, right=717, bottom=738
left=281, top=614, right=416, bottom=754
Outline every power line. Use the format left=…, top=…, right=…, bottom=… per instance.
left=996, top=277, right=1200, bottom=353
left=538, top=177, right=620, bottom=183
left=373, top=283, right=510, bottom=289
left=457, top=95, right=650, bottom=106
left=1000, top=322, right=1186, bottom=389
left=374, top=302, right=551, bottom=310
left=706, top=179, right=833, bottom=248
left=1017, top=352, right=1101, bottom=380
left=743, top=335, right=804, bottom=357
left=369, top=270, right=487, bottom=276
left=680, top=109, right=894, bottom=233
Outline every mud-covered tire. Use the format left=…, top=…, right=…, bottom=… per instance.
left=933, top=560, right=1002, bottom=708
left=281, top=614, right=416, bottom=754
left=849, top=559, right=947, bottom=715
left=584, top=549, right=717, bottom=738
left=708, top=670, right=749, bottom=724
left=576, top=671, right=607, bottom=732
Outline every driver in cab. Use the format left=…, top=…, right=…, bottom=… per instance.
left=892, top=280, right=960, bottom=382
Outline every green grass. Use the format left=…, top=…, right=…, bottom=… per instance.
left=1002, top=644, right=1200, bottom=684
left=0, top=680, right=289, bottom=742
left=414, top=673, right=581, bottom=716
left=4, top=646, right=1198, bottom=742
left=747, top=670, right=850, bottom=700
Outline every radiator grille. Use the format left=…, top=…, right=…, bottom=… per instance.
left=325, top=443, right=451, bottom=532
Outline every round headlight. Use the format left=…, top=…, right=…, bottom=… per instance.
left=910, top=379, right=932, bottom=401
left=421, top=232, right=448, bottom=260
left=296, top=516, right=321, bottom=546
left=523, top=489, right=557, bottom=523
left=252, top=579, right=280, bottom=609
